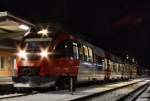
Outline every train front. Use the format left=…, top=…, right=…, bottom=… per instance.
left=13, top=30, right=56, bottom=88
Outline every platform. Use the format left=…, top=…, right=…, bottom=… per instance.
left=0, top=78, right=148, bottom=101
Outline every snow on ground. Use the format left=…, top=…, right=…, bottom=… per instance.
left=0, top=79, right=146, bottom=101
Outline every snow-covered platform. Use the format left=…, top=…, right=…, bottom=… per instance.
left=0, top=78, right=148, bottom=101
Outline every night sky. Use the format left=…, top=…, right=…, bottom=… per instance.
left=0, top=0, right=150, bottom=68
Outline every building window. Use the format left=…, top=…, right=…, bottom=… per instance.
left=0, top=57, right=4, bottom=69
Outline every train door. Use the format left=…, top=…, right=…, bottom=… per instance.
left=94, top=55, right=105, bottom=80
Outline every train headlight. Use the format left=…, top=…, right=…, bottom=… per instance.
left=40, top=50, right=48, bottom=57
left=17, top=50, right=27, bottom=60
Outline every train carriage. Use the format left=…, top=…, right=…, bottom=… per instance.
left=13, top=29, right=137, bottom=90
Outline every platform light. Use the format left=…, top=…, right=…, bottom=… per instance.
left=126, top=55, right=129, bottom=60
left=38, top=29, right=49, bottom=37
left=102, top=59, right=105, bottom=62
left=19, top=24, right=30, bottom=31
left=132, top=58, right=135, bottom=63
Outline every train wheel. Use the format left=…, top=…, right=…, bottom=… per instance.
left=55, top=76, right=76, bottom=91
left=16, top=87, right=32, bottom=93
left=55, top=76, right=69, bottom=90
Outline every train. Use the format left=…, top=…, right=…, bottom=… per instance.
left=12, top=29, right=137, bottom=90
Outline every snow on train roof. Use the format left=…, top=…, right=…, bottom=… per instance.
left=80, top=40, right=105, bottom=57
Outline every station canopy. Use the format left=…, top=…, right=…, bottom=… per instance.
left=0, top=11, right=35, bottom=50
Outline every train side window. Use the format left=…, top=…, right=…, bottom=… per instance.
left=116, top=63, right=119, bottom=72
left=95, top=56, right=103, bottom=70
left=113, top=63, right=117, bottom=72
left=78, top=44, right=84, bottom=60
left=72, top=42, right=79, bottom=59
left=88, top=47, right=93, bottom=62
left=93, top=54, right=97, bottom=63
left=120, top=64, right=123, bottom=72
left=83, top=45, right=88, bottom=61
left=118, top=64, right=120, bottom=72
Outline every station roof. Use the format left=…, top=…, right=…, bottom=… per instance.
left=0, top=11, right=35, bottom=40
left=0, top=11, right=35, bottom=50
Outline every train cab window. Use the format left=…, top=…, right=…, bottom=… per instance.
left=54, top=40, right=73, bottom=58
left=88, top=47, right=93, bottom=62
left=72, top=42, right=79, bottom=59
left=83, top=45, right=88, bottom=61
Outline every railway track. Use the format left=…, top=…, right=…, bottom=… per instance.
left=117, top=82, right=150, bottom=101
left=74, top=79, right=150, bottom=101
left=0, top=91, right=38, bottom=100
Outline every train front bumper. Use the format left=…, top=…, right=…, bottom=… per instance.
left=12, top=76, right=57, bottom=88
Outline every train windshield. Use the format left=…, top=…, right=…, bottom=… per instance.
left=23, top=38, right=52, bottom=51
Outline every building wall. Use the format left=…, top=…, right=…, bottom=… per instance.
left=0, top=50, right=16, bottom=77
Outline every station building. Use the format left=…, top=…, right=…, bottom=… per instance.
left=0, top=11, right=35, bottom=85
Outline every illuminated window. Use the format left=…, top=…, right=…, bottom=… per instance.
left=113, top=63, right=117, bottom=72
left=120, top=64, right=122, bottom=72
left=73, top=42, right=79, bottom=59
left=83, top=45, right=88, bottom=61
left=79, top=44, right=93, bottom=62
left=118, top=64, right=121, bottom=72
left=79, top=45, right=84, bottom=60
left=88, top=47, right=93, bottom=62
left=116, top=63, right=118, bottom=72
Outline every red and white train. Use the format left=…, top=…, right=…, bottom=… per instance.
left=13, top=29, right=137, bottom=90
